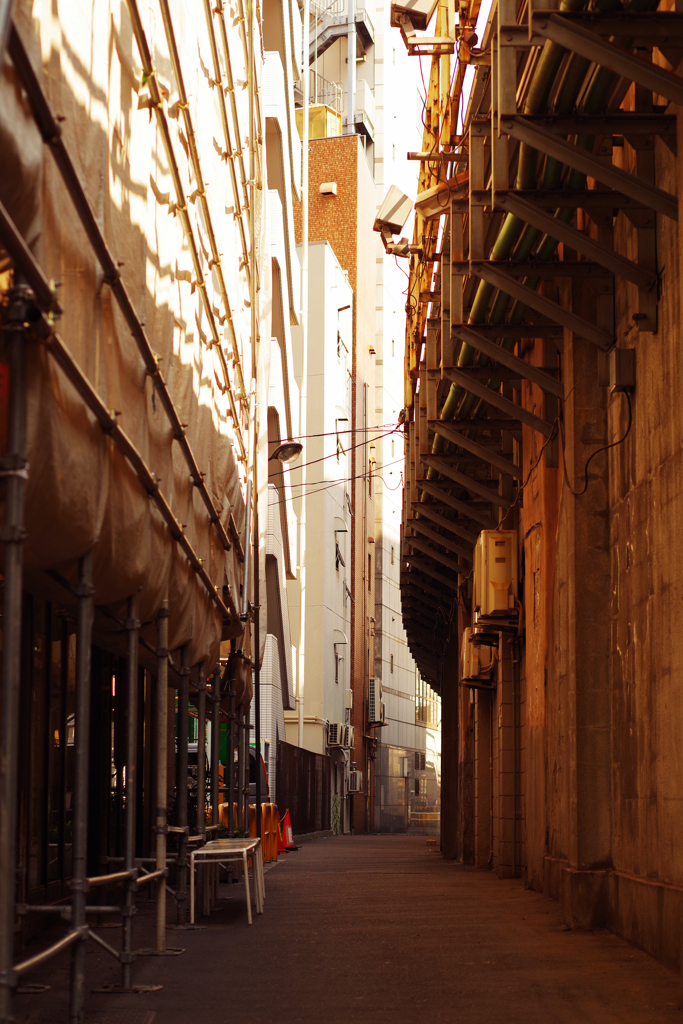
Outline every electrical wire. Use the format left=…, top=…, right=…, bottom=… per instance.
left=285, top=428, right=397, bottom=473
left=560, top=391, right=632, bottom=497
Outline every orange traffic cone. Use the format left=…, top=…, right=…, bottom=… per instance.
left=281, top=809, right=296, bottom=851
left=276, top=809, right=285, bottom=854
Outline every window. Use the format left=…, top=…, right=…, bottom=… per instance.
left=390, top=654, right=394, bottom=674
left=414, top=751, right=420, bottom=771
left=390, top=545, right=394, bottom=565
left=415, top=779, right=421, bottom=796
left=368, top=554, right=372, bottom=592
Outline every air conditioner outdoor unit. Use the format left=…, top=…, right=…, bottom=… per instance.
left=343, top=724, right=355, bottom=748
left=473, top=530, right=519, bottom=639
left=345, top=687, right=353, bottom=710
left=460, top=626, right=495, bottom=685
left=368, top=677, right=382, bottom=723
left=348, top=768, right=363, bottom=794
left=328, top=721, right=346, bottom=747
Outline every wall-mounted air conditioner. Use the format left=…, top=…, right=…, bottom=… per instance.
left=460, top=626, right=495, bottom=686
left=343, top=724, right=355, bottom=749
left=368, top=677, right=382, bottom=723
left=473, top=530, right=519, bottom=638
left=328, top=722, right=346, bottom=747
left=348, top=768, right=363, bottom=794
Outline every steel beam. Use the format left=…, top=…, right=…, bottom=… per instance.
left=410, top=501, right=479, bottom=544
left=444, top=366, right=555, bottom=437
left=422, top=454, right=510, bottom=507
left=408, top=518, right=474, bottom=561
left=511, top=112, right=677, bottom=136
left=451, top=321, right=564, bottom=340
left=492, top=191, right=655, bottom=289
left=471, top=263, right=613, bottom=350
left=402, top=572, right=449, bottom=603
left=409, top=502, right=479, bottom=544
left=404, top=554, right=461, bottom=592
left=459, top=258, right=613, bottom=279
left=418, top=476, right=499, bottom=526
left=466, top=189, right=649, bottom=212
left=427, top=423, right=523, bottom=479
left=450, top=325, right=564, bottom=398
left=501, top=116, right=678, bottom=222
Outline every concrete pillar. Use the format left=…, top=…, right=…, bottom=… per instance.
left=559, top=321, right=612, bottom=927
left=474, top=689, right=492, bottom=867
left=441, top=637, right=458, bottom=859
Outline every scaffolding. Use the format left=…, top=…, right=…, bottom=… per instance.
left=0, top=0, right=267, bottom=1019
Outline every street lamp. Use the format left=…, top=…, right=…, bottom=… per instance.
left=269, top=440, right=303, bottom=464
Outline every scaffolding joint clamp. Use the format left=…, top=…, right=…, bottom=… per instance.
left=119, top=951, right=137, bottom=964
left=156, top=647, right=169, bottom=658
left=74, top=582, right=95, bottom=598
left=0, top=525, right=27, bottom=544
left=0, top=969, right=17, bottom=989
left=124, top=617, right=141, bottom=631
left=153, top=823, right=168, bottom=835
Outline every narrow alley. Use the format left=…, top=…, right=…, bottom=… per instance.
left=13, top=837, right=681, bottom=1024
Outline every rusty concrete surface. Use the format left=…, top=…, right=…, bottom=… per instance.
left=13, top=835, right=682, bottom=1023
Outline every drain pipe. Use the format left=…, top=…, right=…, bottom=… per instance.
left=298, top=0, right=310, bottom=750
left=346, top=0, right=356, bottom=133
left=155, top=601, right=169, bottom=952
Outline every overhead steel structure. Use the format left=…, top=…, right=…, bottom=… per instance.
left=397, top=0, right=678, bottom=688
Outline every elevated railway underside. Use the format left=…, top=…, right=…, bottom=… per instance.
left=399, top=0, right=683, bottom=967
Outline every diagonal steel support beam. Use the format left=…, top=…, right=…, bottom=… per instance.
left=472, top=263, right=613, bottom=350
left=402, top=572, right=449, bottom=603
left=501, top=116, right=678, bottom=222
left=451, top=325, right=564, bottom=398
left=493, top=191, right=656, bottom=290
left=408, top=518, right=474, bottom=562
left=443, top=366, right=555, bottom=437
left=422, top=454, right=510, bottom=507
left=531, top=12, right=683, bottom=112
left=404, top=554, right=461, bottom=592
left=410, top=501, right=479, bottom=544
left=418, top=476, right=499, bottom=525
left=428, top=420, right=523, bottom=479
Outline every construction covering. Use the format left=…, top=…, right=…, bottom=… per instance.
left=0, top=1, right=263, bottom=664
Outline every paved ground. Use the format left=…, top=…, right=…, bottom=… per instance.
left=14, top=835, right=682, bottom=1023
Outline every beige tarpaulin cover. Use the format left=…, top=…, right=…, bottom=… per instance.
left=0, top=1, right=272, bottom=668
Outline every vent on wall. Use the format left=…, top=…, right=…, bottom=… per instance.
left=319, top=181, right=337, bottom=196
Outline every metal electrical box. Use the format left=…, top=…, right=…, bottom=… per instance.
left=473, top=530, right=519, bottom=634
left=460, top=626, right=495, bottom=681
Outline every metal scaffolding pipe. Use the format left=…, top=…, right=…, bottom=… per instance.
left=237, top=707, right=245, bottom=832
left=196, top=666, right=207, bottom=914
left=176, top=647, right=190, bottom=925
left=121, top=596, right=140, bottom=990
left=155, top=601, right=169, bottom=952
left=0, top=286, right=29, bottom=1024
left=212, top=666, right=220, bottom=828
left=227, top=672, right=236, bottom=834
left=69, top=550, right=94, bottom=1024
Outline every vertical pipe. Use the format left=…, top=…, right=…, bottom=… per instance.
left=197, top=666, right=206, bottom=840
left=227, top=672, right=235, bottom=833
left=254, top=516, right=261, bottom=838
left=237, top=707, right=245, bottom=831
left=298, top=0, right=309, bottom=751
left=196, top=664, right=206, bottom=915
left=155, top=601, right=169, bottom=952
left=212, top=664, right=220, bottom=829
left=176, top=646, right=189, bottom=925
left=122, top=595, right=140, bottom=990
left=0, top=287, right=29, bottom=1024
left=0, top=0, right=16, bottom=70
left=68, top=552, right=94, bottom=1024
left=240, top=479, right=252, bottom=621
left=346, top=0, right=356, bottom=133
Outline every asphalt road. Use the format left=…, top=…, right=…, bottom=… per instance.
left=13, top=835, right=682, bottom=1023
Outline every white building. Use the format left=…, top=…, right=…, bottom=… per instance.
left=285, top=240, right=355, bottom=830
